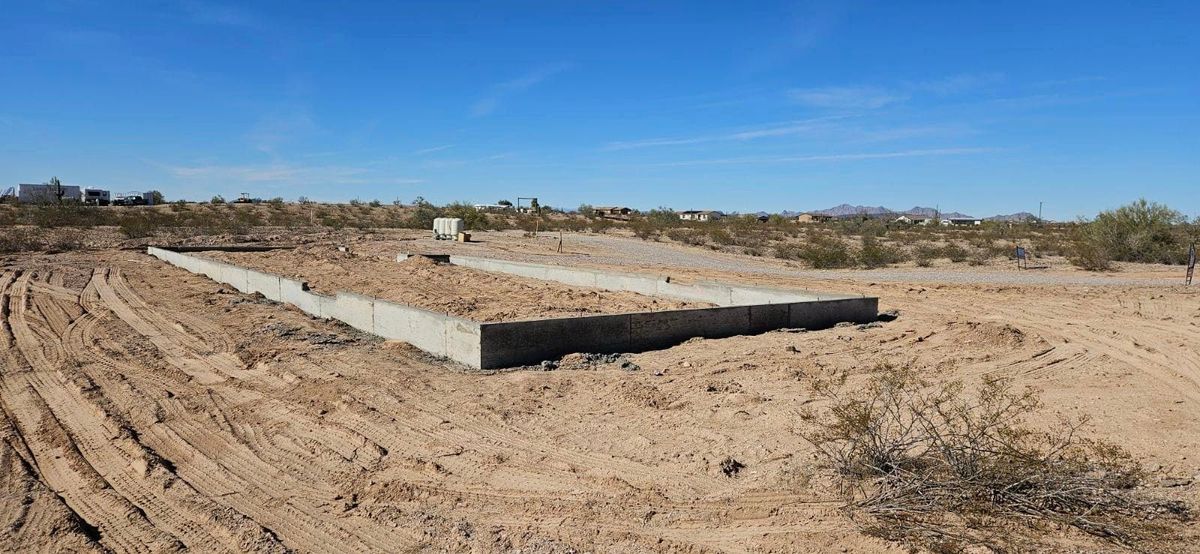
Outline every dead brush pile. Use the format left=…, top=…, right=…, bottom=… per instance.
left=799, top=366, right=1191, bottom=552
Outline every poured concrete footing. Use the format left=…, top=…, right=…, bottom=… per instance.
left=148, top=247, right=878, bottom=369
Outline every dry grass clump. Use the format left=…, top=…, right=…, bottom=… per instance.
left=799, top=366, right=1191, bottom=552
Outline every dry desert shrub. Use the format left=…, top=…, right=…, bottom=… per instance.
left=799, top=366, right=1191, bottom=552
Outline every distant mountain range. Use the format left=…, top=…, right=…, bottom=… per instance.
left=984, top=212, right=1039, bottom=222
left=745, top=205, right=1043, bottom=222
left=777, top=204, right=1043, bottom=222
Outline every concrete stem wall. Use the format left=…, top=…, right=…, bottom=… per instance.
left=477, top=297, right=877, bottom=368
left=447, top=255, right=858, bottom=306
left=147, top=247, right=482, bottom=367
left=146, top=247, right=877, bottom=370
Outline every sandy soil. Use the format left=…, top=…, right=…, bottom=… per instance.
left=0, top=232, right=1197, bottom=553
left=201, top=245, right=710, bottom=322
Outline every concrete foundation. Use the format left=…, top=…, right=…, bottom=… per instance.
left=447, top=255, right=850, bottom=306
left=147, top=247, right=878, bottom=370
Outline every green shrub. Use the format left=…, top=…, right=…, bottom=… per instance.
left=443, top=202, right=488, bottom=230
left=789, top=235, right=857, bottom=269
left=939, top=243, right=969, bottom=263
left=1075, top=199, right=1189, bottom=265
left=1070, top=234, right=1114, bottom=270
left=589, top=217, right=614, bottom=234
left=913, top=245, right=938, bottom=267
left=858, top=236, right=906, bottom=268
left=707, top=227, right=734, bottom=245
left=666, top=228, right=707, bottom=246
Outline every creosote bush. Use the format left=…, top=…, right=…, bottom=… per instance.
left=799, top=366, right=1190, bottom=552
left=777, top=234, right=856, bottom=269
left=858, top=236, right=907, bottom=268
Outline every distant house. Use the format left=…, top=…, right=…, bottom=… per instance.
left=678, top=210, right=724, bottom=222
left=895, top=215, right=936, bottom=225
left=593, top=206, right=633, bottom=219
left=473, top=203, right=512, bottom=211
left=941, top=217, right=983, bottom=226
left=795, top=213, right=833, bottom=224
left=18, top=183, right=82, bottom=203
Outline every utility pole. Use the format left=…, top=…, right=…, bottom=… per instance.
left=1038, top=201, right=1043, bottom=223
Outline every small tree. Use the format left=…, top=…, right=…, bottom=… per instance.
left=497, top=199, right=513, bottom=207
left=1073, top=199, right=1188, bottom=267
left=211, top=195, right=226, bottom=204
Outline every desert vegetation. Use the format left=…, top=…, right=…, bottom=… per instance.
left=0, top=198, right=1193, bottom=272
left=1069, top=199, right=1197, bottom=270
left=799, top=365, right=1192, bottom=552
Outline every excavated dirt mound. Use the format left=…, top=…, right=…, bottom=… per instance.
left=202, top=246, right=711, bottom=321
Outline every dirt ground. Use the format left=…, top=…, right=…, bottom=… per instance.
left=201, top=245, right=710, bottom=321
left=1, top=230, right=1197, bottom=553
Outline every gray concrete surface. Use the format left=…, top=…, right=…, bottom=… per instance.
left=246, top=269, right=282, bottom=301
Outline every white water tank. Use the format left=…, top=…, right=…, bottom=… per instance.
left=432, top=218, right=465, bottom=240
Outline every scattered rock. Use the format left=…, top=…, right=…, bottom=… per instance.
left=585, top=353, right=626, bottom=364
left=1160, top=477, right=1193, bottom=488
left=540, top=360, right=558, bottom=371
left=857, top=321, right=884, bottom=331
left=620, top=361, right=640, bottom=372
left=720, top=457, right=744, bottom=477
left=308, top=332, right=353, bottom=346
left=262, top=322, right=302, bottom=338
left=877, top=309, right=900, bottom=322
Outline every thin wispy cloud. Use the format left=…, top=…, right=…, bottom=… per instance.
left=790, top=73, right=1005, bottom=110
left=907, top=72, right=1005, bottom=95
left=471, top=63, right=572, bottom=117
left=412, top=144, right=454, bottom=156
left=651, top=147, right=998, bottom=167
left=603, top=116, right=847, bottom=151
left=788, top=86, right=907, bottom=109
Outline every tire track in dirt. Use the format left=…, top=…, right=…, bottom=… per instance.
left=76, top=268, right=422, bottom=552
left=16, top=269, right=297, bottom=552
left=91, top=268, right=231, bottom=385
left=0, top=271, right=184, bottom=552
left=0, top=379, right=104, bottom=552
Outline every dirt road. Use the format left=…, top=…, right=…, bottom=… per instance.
left=1, top=236, right=1197, bottom=552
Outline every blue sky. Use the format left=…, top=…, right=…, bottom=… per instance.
left=1, top=1, right=1196, bottom=220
